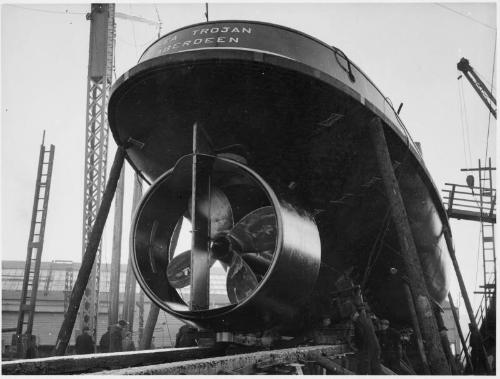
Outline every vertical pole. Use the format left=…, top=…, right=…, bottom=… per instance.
left=448, top=294, right=472, bottom=371
left=368, top=117, right=450, bottom=374
left=138, top=290, right=144, bottom=343
left=478, top=159, right=488, bottom=311
left=109, top=165, right=124, bottom=326
left=190, top=123, right=211, bottom=310
left=54, top=147, right=125, bottom=356
left=442, top=228, right=492, bottom=373
left=402, top=282, right=431, bottom=374
left=122, top=174, right=142, bottom=329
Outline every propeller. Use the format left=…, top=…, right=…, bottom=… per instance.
left=166, top=186, right=233, bottom=288
left=166, top=199, right=277, bottom=305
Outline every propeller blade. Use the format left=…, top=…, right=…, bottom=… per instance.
left=228, top=206, right=277, bottom=253
left=166, top=250, right=192, bottom=288
left=241, top=251, right=273, bottom=275
left=166, top=249, right=219, bottom=288
left=187, top=186, right=234, bottom=238
left=226, top=253, right=258, bottom=303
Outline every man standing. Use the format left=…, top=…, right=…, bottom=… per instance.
left=376, top=319, right=402, bottom=372
left=75, top=326, right=94, bottom=355
left=99, top=326, right=110, bottom=353
left=175, top=324, right=198, bottom=347
left=109, top=320, right=128, bottom=352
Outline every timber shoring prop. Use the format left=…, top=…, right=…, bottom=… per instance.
left=309, top=352, right=355, bottom=375
left=95, top=345, right=349, bottom=375
left=443, top=228, right=492, bottom=374
left=368, top=117, right=451, bottom=375
left=2, top=346, right=223, bottom=375
left=448, top=293, right=473, bottom=372
left=53, top=147, right=126, bottom=356
left=402, top=282, right=431, bottom=374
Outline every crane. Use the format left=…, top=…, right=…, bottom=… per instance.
left=457, top=57, right=496, bottom=119
left=80, top=3, right=160, bottom=347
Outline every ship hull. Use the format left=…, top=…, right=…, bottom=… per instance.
left=109, top=20, right=451, bottom=332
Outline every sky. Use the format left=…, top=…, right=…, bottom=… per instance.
left=1, top=2, right=497, bottom=316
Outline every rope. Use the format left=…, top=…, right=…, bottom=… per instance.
left=435, top=4, right=496, bottom=31
left=7, top=4, right=87, bottom=15
left=128, top=5, right=139, bottom=61
left=484, top=40, right=496, bottom=162
left=458, top=78, right=473, bottom=167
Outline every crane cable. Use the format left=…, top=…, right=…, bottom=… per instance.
left=484, top=41, right=496, bottom=162
left=457, top=77, right=473, bottom=167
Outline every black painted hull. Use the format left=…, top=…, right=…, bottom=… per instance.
left=108, top=20, right=451, bottom=332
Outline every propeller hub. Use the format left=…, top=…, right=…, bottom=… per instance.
left=210, top=235, right=233, bottom=263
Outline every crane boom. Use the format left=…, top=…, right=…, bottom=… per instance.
left=457, top=57, right=496, bottom=119
left=115, top=11, right=160, bottom=26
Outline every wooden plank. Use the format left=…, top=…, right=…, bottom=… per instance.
left=447, top=209, right=495, bottom=224
left=96, top=345, right=348, bottom=375
left=1, top=346, right=223, bottom=375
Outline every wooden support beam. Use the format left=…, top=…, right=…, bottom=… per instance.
left=53, top=147, right=126, bottom=356
left=2, top=346, right=223, bottom=375
left=442, top=229, right=492, bottom=374
left=433, top=306, right=460, bottom=374
left=368, top=117, right=450, bottom=375
left=95, top=345, right=348, bottom=375
left=122, top=174, right=142, bottom=329
left=448, top=294, right=472, bottom=372
left=402, top=282, right=430, bottom=374
left=310, top=352, right=355, bottom=375
left=108, top=165, right=124, bottom=326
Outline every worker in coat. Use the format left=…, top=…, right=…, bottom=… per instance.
left=109, top=320, right=128, bottom=352
left=75, top=326, right=94, bottom=355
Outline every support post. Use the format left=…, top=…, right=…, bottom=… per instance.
left=139, top=304, right=160, bottom=350
left=108, top=165, right=124, bottom=326
left=53, top=147, right=125, bottom=356
left=138, top=290, right=145, bottom=343
left=402, top=282, right=431, bottom=374
left=368, top=117, right=450, bottom=374
left=442, top=229, right=492, bottom=373
left=448, top=294, right=472, bottom=372
left=433, top=306, right=460, bottom=374
left=190, top=123, right=211, bottom=310
left=122, top=174, right=142, bottom=329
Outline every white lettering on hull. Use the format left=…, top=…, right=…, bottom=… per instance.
left=192, top=25, right=252, bottom=36
left=159, top=37, right=240, bottom=54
